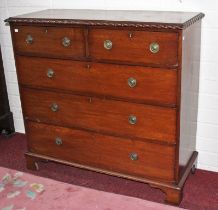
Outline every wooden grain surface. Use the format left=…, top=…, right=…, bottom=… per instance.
left=89, top=29, right=178, bottom=66
left=8, top=10, right=204, bottom=204
left=12, top=26, right=85, bottom=58
left=6, top=9, right=204, bottom=31
left=26, top=121, right=176, bottom=182
left=178, top=21, right=202, bottom=178
left=21, top=87, right=177, bottom=144
left=16, top=56, right=177, bottom=106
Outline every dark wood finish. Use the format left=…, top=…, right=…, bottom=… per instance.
left=0, top=45, right=15, bottom=137
left=89, top=29, right=178, bottom=66
left=12, top=26, right=85, bottom=59
left=25, top=154, right=39, bottom=171
left=16, top=56, right=177, bottom=106
left=21, top=87, right=177, bottom=144
left=24, top=150, right=198, bottom=205
left=178, top=152, right=198, bottom=189
left=178, top=21, right=202, bottom=179
left=161, top=188, right=182, bottom=204
left=26, top=121, right=176, bottom=182
left=5, top=9, right=204, bottom=30
left=7, top=9, right=204, bottom=205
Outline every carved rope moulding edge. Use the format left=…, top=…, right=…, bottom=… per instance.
left=5, top=13, right=205, bottom=30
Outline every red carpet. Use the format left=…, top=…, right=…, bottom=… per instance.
left=0, top=133, right=217, bottom=210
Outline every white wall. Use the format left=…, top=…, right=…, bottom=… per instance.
left=0, top=0, right=218, bottom=172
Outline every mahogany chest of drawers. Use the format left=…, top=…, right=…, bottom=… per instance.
left=6, top=9, right=204, bottom=204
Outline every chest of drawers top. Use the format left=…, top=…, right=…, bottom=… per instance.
left=6, top=9, right=204, bottom=29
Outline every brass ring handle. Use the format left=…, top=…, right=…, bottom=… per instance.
left=51, top=103, right=59, bottom=112
left=128, top=78, right=137, bottom=88
left=62, top=37, right=71, bottom=47
left=130, top=152, right=138, bottom=161
left=26, top=35, right=33, bottom=44
left=150, top=42, right=160, bottom=53
left=55, top=137, right=62, bottom=146
left=104, top=40, right=113, bottom=50
left=47, top=68, right=55, bottom=78
left=129, top=115, right=137, bottom=125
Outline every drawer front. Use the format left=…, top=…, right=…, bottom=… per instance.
left=12, top=26, right=85, bottom=58
left=26, top=122, right=176, bottom=182
left=89, top=29, right=178, bottom=66
left=17, top=56, right=177, bottom=105
left=21, top=88, right=177, bottom=143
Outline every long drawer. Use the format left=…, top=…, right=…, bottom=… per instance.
left=21, top=88, right=177, bottom=144
left=12, top=26, right=85, bottom=58
left=17, top=56, right=177, bottom=105
left=26, top=121, right=176, bottom=182
left=89, top=29, right=178, bottom=66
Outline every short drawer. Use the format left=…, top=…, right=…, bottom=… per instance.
left=21, top=88, right=177, bottom=144
left=89, top=29, right=178, bottom=66
left=26, top=122, right=176, bottom=182
left=12, top=26, right=85, bottom=58
left=17, top=56, right=177, bottom=105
